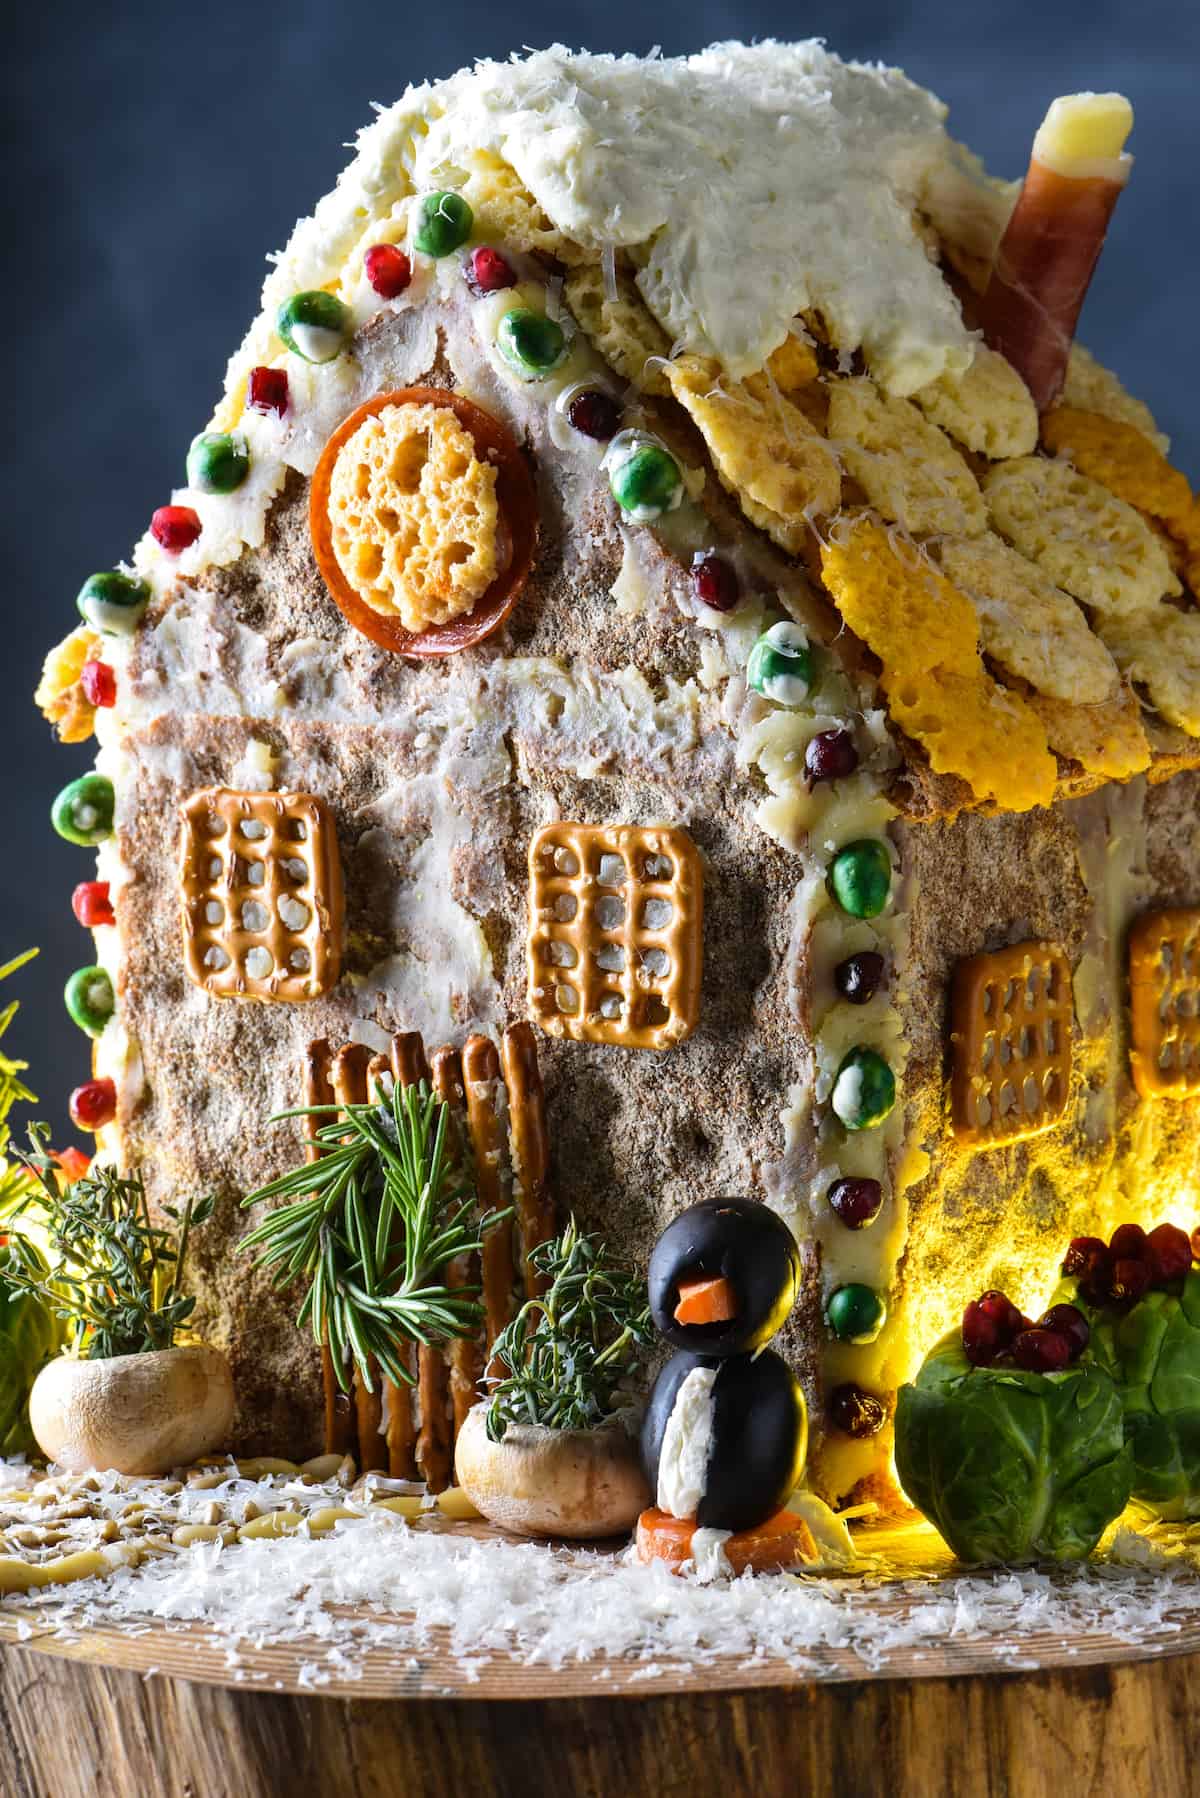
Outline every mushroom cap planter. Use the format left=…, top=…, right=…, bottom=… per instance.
left=454, top=1404, right=651, bottom=1539
left=29, top=1344, right=235, bottom=1476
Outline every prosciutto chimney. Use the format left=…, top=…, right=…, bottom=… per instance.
left=980, top=92, right=1133, bottom=410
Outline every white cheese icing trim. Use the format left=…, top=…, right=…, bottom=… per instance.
left=656, top=1365, right=718, bottom=1518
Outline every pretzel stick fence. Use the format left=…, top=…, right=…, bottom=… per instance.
left=302, top=1022, right=552, bottom=1486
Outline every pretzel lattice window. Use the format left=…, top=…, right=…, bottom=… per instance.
left=527, top=823, right=703, bottom=1051
left=950, top=940, right=1074, bottom=1146
left=179, top=786, right=343, bottom=1002
left=1128, top=907, right=1200, bottom=1100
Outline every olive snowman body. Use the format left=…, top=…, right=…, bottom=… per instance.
left=641, top=1348, right=808, bottom=1535
left=648, top=1198, right=800, bottom=1355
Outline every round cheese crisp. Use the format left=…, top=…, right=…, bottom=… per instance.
left=326, top=401, right=501, bottom=633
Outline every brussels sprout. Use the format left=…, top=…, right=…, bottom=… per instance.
left=1074, top=1268, right=1200, bottom=1519
left=0, top=1273, right=62, bottom=1455
left=895, top=1331, right=1131, bottom=1564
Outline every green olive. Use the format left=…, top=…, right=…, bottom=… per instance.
left=276, top=291, right=352, bottom=364
left=64, top=966, right=115, bottom=1037
left=606, top=435, right=683, bottom=522
left=826, top=1283, right=887, bottom=1345
left=51, top=775, right=116, bottom=847
left=76, top=571, right=150, bottom=638
left=187, top=431, right=250, bottom=495
left=830, top=1045, right=896, bottom=1131
left=412, top=192, right=474, bottom=259
left=827, top=839, right=892, bottom=918
left=496, top=308, right=569, bottom=379
left=747, top=622, right=814, bottom=705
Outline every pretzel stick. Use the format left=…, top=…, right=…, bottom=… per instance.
left=379, top=1032, right=429, bottom=1481
left=430, top=1045, right=482, bottom=1446
left=463, top=1035, right=514, bottom=1364
left=501, top=1022, right=555, bottom=1298
left=328, top=1044, right=388, bottom=1474
left=303, top=1040, right=357, bottom=1459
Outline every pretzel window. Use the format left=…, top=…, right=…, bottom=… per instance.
left=950, top=940, right=1074, bottom=1146
left=179, top=787, right=343, bottom=1002
left=1128, top=908, right=1200, bottom=1100
left=527, top=823, right=703, bottom=1051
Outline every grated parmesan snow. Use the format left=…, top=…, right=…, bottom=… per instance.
left=3, top=1465, right=1200, bottom=1686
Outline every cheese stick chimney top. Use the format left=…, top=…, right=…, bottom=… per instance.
left=1033, top=92, right=1134, bottom=182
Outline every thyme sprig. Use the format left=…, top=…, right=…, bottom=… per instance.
left=4, top=1125, right=214, bottom=1358
left=486, top=1221, right=654, bottom=1442
left=239, top=1079, right=500, bottom=1392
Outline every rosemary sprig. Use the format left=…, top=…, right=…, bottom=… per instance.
left=3, top=1125, right=214, bottom=1359
left=486, top=1220, right=654, bottom=1442
left=239, top=1079, right=503, bottom=1392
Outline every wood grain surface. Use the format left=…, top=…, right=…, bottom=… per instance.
left=0, top=1640, right=1197, bottom=1798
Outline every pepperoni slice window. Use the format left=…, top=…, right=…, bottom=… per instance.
left=309, top=387, right=538, bottom=656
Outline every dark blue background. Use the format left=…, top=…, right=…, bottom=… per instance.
left=5, top=0, right=1197, bottom=1144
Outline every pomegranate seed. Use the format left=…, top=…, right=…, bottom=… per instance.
left=69, top=1078, right=117, bottom=1132
left=248, top=366, right=290, bottom=416
left=80, top=661, right=116, bottom=708
left=1038, top=1303, right=1090, bottom=1359
left=364, top=243, right=413, bottom=299
left=977, top=1290, right=1025, bottom=1342
left=829, top=1383, right=885, bottom=1438
left=1012, top=1328, right=1072, bottom=1373
left=827, top=1176, right=883, bottom=1230
left=566, top=388, right=622, bottom=443
left=1063, top=1235, right=1108, bottom=1279
left=465, top=246, right=516, bottom=295
left=151, top=506, right=201, bottom=554
left=834, top=951, right=886, bottom=1005
left=1110, top=1223, right=1148, bottom=1262
left=691, top=554, right=739, bottom=613
left=1110, top=1257, right=1152, bottom=1304
left=804, top=728, right=859, bottom=788
left=52, top=1147, right=91, bottom=1182
left=72, top=881, right=115, bottom=928
left=1147, top=1222, right=1193, bottom=1284
left=962, top=1299, right=1003, bottom=1365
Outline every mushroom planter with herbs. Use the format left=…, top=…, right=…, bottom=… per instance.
left=29, top=1342, right=234, bottom=1476
left=455, top=1404, right=649, bottom=1538
left=460, top=1221, right=656, bottom=1540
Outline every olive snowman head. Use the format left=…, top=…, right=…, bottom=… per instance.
left=648, top=1198, right=800, bottom=1355
left=641, top=1348, right=808, bottom=1535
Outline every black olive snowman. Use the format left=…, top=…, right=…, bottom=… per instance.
left=640, top=1200, right=807, bottom=1541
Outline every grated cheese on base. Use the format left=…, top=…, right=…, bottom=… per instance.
left=3, top=1465, right=1200, bottom=1686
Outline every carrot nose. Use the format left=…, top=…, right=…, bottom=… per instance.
left=673, top=1274, right=738, bottom=1326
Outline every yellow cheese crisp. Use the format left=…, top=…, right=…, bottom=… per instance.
left=327, top=402, right=500, bottom=632
left=1025, top=684, right=1151, bottom=780
left=819, top=517, right=979, bottom=678
left=938, top=534, right=1117, bottom=704
left=911, top=346, right=1038, bottom=461
left=564, top=262, right=672, bottom=396
left=887, top=671, right=1057, bottom=812
left=35, top=625, right=102, bottom=744
left=819, top=517, right=1056, bottom=811
left=1098, top=609, right=1200, bottom=737
left=826, top=376, right=986, bottom=538
left=1040, top=408, right=1193, bottom=528
left=667, top=354, right=842, bottom=554
left=983, top=456, right=1181, bottom=615
left=1058, top=345, right=1169, bottom=455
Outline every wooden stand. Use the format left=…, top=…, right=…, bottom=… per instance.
left=1, top=1633, right=1196, bottom=1798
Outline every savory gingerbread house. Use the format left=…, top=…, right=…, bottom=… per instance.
left=36, top=44, right=1200, bottom=1506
